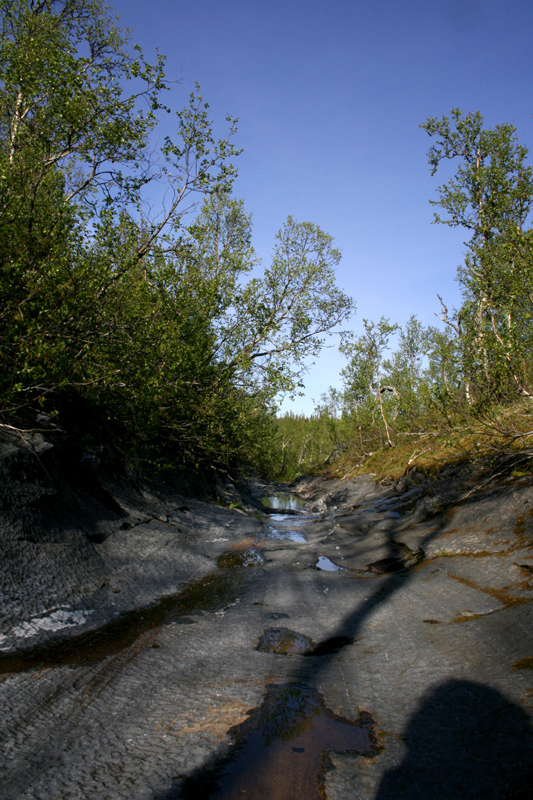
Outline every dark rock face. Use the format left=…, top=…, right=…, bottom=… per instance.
left=0, top=427, right=135, bottom=545
left=0, top=428, right=112, bottom=629
left=0, top=427, right=262, bottom=650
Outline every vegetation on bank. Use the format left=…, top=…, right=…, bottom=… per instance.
left=276, top=109, right=533, bottom=482
left=275, top=401, right=533, bottom=484
left=2, top=2, right=533, bottom=485
left=0, top=0, right=353, bottom=475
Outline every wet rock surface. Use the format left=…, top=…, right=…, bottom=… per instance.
left=256, top=627, right=314, bottom=655
left=1, top=430, right=533, bottom=798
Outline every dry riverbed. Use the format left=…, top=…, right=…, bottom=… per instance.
left=1, top=429, right=533, bottom=799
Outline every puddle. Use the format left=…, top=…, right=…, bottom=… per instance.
left=257, top=628, right=314, bottom=655
left=316, top=556, right=347, bottom=573
left=178, top=683, right=377, bottom=800
left=263, top=493, right=309, bottom=544
left=367, top=556, right=407, bottom=574
left=0, top=570, right=245, bottom=676
left=1, top=542, right=269, bottom=676
left=262, top=493, right=306, bottom=512
left=267, top=527, right=308, bottom=544
left=217, top=549, right=264, bottom=569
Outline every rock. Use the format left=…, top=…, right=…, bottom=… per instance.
left=256, top=627, right=314, bottom=655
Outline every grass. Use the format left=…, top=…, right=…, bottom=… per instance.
left=319, top=400, right=533, bottom=484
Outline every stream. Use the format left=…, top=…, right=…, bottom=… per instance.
left=177, top=491, right=378, bottom=800
left=1, top=479, right=532, bottom=800
left=262, top=492, right=309, bottom=544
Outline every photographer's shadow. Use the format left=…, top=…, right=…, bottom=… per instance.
left=376, top=679, right=533, bottom=800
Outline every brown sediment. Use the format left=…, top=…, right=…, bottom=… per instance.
left=177, top=683, right=379, bottom=800
left=446, top=572, right=532, bottom=624
left=512, top=657, right=533, bottom=670
left=522, top=689, right=533, bottom=710
left=229, top=538, right=257, bottom=551
left=217, top=549, right=264, bottom=569
left=433, top=550, right=513, bottom=559
left=447, top=572, right=532, bottom=606
left=514, top=509, right=533, bottom=544
left=256, top=628, right=314, bottom=655
left=166, top=698, right=252, bottom=741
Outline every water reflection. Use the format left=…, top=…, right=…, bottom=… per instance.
left=316, top=556, right=346, bottom=573
left=263, top=494, right=308, bottom=543
left=267, top=527, right=307, bottom=544
left=262, top=494, right=306, bottom=511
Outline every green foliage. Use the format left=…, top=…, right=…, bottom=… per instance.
left=7, top=7, right=530, bottom=486
left=422, top=109, right=533, bottom=405
left=215, top=216, right=354, bottom=400
left=421, top=109, right=533, bottom=242
left=0, top=1, right=352, bottom=478
left=340, top=317, right=400, bottom=447
left=274, top=402, right=347, bottom=481
left=278, top=109, right=533, bottom=480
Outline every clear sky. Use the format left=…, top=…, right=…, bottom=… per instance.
left=112, top=0, right=533, bottom=414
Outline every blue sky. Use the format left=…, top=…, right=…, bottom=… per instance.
left=112, top=0, right=533, bottom=414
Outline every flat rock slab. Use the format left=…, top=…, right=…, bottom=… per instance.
left=1, top=467, right=533, bottom=800
left=435, top=552, right=533, bottom=597
left=362, top=565, right=506, bottom=626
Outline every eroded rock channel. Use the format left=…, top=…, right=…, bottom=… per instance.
left=1, top=429, right=533, bottom=799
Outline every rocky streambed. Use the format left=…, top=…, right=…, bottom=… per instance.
left=1, top=428, right=533, bottom=799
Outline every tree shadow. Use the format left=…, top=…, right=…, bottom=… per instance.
left=288, top=504, right=451, bottom=687
left=157, top=483, right=532, bottom=799
left=158, top=510, right=457, bottom=798
left=375, top=679, right=533, bottom=800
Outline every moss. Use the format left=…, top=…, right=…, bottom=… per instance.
left=315, top=401, right=533, bottom=484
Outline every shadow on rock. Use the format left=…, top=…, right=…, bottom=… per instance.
left=375, top=679, right=533, bottom=800
left=155, top=479, right=533, bottom=800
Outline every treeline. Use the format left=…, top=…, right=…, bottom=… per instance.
left=4, top=2, right=533, bottom=484
left=0, top=0, right=353, bottom=476
left=276, top=109, right=533, bottom=480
